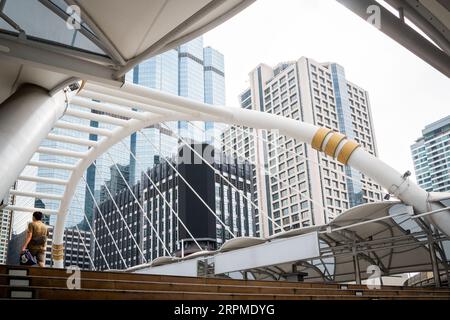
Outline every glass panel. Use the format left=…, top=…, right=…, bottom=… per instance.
left=1, top=0, right=105, bottom=55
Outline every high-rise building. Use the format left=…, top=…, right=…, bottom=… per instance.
left=204, top=46, right=226, bottom=145
left=411, top=115, right=450, bottom=192
left=93, top=144, right=255, bottom=270
left=178, top=37, right=206, bottom=142
left=1, top=187, right=15, bottom=264
left=127, top=48, right=180, bottom=185
left=222, top=57, right=382, bottom=237
left=127, top=37, right=226, bottom=187
left=0, top=208, right=12, bottom=264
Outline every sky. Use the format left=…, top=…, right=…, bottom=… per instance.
left=203, top=0, right=450, bottom=180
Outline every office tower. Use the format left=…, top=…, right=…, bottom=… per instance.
left=411, top=115, right=450, bottom=192
left=223, top=57, right=382, bottom=237
left=178, top=37, right=205, bottom=142
left=93, top=144, right=255, bottom=270
left=125, top=36, right=225, bottom=185
left=204, top=47, right=226, bottom=145
left=128, top=49, right=180, bottom=185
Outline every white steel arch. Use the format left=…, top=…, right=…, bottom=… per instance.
left=4, top=80, right=450, bottom=268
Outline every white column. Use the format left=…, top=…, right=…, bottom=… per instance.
left=0, top=84, right=66, bottom=268
left=0, top=84, right=66, bottom=200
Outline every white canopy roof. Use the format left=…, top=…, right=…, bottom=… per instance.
left=131, top=201, right=450, bottom=283
left=73, top=0, right=252, bottom=61
left=0, top=0, right=254, bottom=103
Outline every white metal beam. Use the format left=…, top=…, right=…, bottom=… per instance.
left=64, top=108, right=129, bottom=126
left=10, top=189, right=63, bottom=201
left=6, top=206, right=58, bottom=215
left=37, top=147, right=87, bottom=158
left=83, top=83, right=441, bottom=224
left=54, top=121, right=113, bottom=137
left=82, top=83, right=224, bottom=120
left=70, top=96, right=147, bottom=120
left=18, top=175, right=68, bottom=186
left=46, top=133, right=98, bottom=147
left=28, top=160, right=76, bottom=171
left=79, top=89, right=191, bottom=118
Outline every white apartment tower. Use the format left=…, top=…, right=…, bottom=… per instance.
left=222, top=57, right=382, bottom=237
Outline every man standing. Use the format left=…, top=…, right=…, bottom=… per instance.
left=21, top=211, right=48, bottom=267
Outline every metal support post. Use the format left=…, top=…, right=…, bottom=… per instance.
left=428, top=235, right=442, bottom=287
left=353, top=248, right=361, bottom=285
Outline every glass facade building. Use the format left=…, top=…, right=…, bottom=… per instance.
left=88, top=36, right=225, bottom=231
left=331, top=63, right=363, bottom=207
left=204, top=47, right=226, bottom=144
left=127, top=36, right=226, bottom=186
left=411, top=115, right=450, bottom=192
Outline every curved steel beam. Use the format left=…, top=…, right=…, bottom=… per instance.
left=52, top=112, right=199, bottom=267
left=82, top=81, right=450, bottom=239
left=49, top=81, right=450, bottom=267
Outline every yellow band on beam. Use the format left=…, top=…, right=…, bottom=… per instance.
left=52, top=254, right=64, bottom=261
left=311, top=127, right=332, bottom=150
left=324, top=133, right=346, bottom=158
left=77, top=80, right=86, bottom=94
left=52, top=244, right=64, bottom=260
left=337, top=140, right=360, bottom=165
